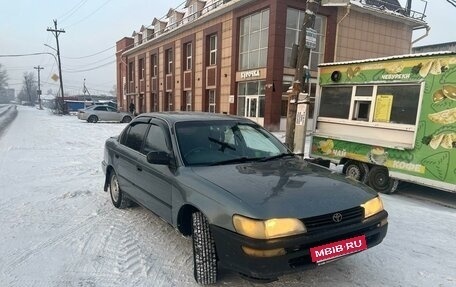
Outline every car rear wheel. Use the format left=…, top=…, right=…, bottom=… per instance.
left=343, top=161, right=369, bottom=183
left=367, top=166, right=399, bottom=194
left=109, top=171, right=129, bottom=209
left=87, top=115, right=98, bottom=123
left=121, top=115, right=132, bottom=123
left=192, top=211, right=218, bottom=285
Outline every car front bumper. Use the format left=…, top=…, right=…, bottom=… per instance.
left=210, top=210, right=388, bottom=280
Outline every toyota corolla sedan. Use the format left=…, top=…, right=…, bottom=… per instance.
left=77, top=105, right=132, bottom=123
left=101, top=112, right=388, bottom=285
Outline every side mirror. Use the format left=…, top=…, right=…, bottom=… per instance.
left=147, top=151, right=171, bottom=165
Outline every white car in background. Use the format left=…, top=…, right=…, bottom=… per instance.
left=77, top=105, right=133, bottom=123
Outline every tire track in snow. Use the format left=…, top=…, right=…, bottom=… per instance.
left=2, top=209, right=110, bottom=275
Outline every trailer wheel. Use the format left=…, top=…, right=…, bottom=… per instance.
left=367, top=166, right=399, bottom=194
left=343, top=161, right=369, bottom=183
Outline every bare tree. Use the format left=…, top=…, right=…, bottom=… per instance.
left=0, top=63, right=8, bottom=92
left=18, top=72, right=38, bottom=105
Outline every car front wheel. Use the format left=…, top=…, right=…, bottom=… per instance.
left=109, top=171, right=129, bottom=209
left=192, top=211, right=218, bottom=285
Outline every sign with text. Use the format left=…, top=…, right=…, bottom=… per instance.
left=374, top=94, right=393, bottom=122
left=310, top=235, right=367, bottom=263
left=306, top=28, right=317, bottom=49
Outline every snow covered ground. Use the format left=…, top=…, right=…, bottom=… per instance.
left=0, top=106, right=455, bottom=287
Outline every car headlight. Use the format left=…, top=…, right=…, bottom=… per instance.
left=361, top=196, right=384, bottom=218
left=233, top=215, right=306, bottom=239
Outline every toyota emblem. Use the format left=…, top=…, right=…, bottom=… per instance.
left=332, top=213, right=343, bottom=223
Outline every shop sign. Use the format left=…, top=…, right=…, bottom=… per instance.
left=240, top=69, right=260, bottom=79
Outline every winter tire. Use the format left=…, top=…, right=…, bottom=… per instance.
left=88, top=115, right=98, bottom=123
left=192, top=211, right=218, bottom=285
left=343, top=161, right=369, bottom=183
left=109, top=171, right=129, bottom=209
left=121, top=116, right=132, bottom=123
left=367, top=166, right=399, bottom=194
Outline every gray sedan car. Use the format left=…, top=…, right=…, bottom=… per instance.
left=102, top=112, right=388, bottom=285
left=77, top=105, right=132, bottom=123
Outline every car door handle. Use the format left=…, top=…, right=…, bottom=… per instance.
left=137, top=166, right=142, bottom=171
left=115, top=154, right=119, bottom=159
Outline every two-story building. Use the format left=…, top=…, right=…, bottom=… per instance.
left=116, top=0, right=427, bottom=131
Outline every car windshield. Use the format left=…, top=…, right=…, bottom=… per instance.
left=175, top=120, right=289, bottom=166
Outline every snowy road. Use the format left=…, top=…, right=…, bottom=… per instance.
left=0, top=106, right=455, bottom=287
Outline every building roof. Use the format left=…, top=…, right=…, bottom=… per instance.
left=319, top=51, right=456, bottom=67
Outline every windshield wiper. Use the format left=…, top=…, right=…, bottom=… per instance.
left=208, top=137, right=236, bottom=151
left=210, top=157, right=261, bottom=166
left=257, top=153, right=295, bottom=162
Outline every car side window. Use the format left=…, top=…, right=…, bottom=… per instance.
left=143, top=124, right=169, bottom=155
left=95, top=106, right=107, bottom=111
left=107, top=107, right=117, bottom=112
left=123, top=123, right=148, bottom=152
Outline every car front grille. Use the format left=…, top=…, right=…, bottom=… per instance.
left=302, top=206, right=364, bottom=233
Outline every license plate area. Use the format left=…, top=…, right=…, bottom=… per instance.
left=310, top=235, right=367, bottom=263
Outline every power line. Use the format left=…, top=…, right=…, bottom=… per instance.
left=62, top=45, right=115, bottom=59
left=64, top=0, right=114, bottom=29
left=58, top=0, right=89, bottom=23
left=63, top=60, right=115, bottom=73
left=63, top=54, right=115, bottom=68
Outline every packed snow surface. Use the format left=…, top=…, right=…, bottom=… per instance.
left=0, top=106, right=455, bottom=286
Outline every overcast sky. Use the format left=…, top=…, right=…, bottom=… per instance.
left=1, top=0, right=455, bottom=97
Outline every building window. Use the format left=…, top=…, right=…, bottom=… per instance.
left=185, top=91, right=192, bottom=111
left=185, top=42, right=192, bottom=70
left=169, top=15, right=176, bottom=25
left=237, top=81, right=265, bottom=118
left=164, top=92, right=173, bottom=111
left=209, top=34, right=217, bottom=66
left=128, top=62, right=134, bottom=82
left=284, top=8, right=326, bottom=69
left=310, top=16, right=326, bottom=70
left=208, top=90, right=216, bottom=113
left=138, top=58, right=144, bottom=80
left=188, top=3, right=197, bottom=21
left=154, top=23, right=161, bottom=34
left=151, top=54, right=158, bottom=77
left=166, top=49, right=173, bottom=74
left=150, top=93, right=158, bottom=111
left=239, top=9, right=269, bottom=70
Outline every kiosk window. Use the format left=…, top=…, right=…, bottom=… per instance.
left=353, top=101, right=370, bottom=121
left=319, top=87, right=351, bottom=119
left=376, top=85, right=420, bottom=125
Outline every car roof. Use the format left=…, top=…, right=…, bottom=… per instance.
left=135, top=112, right=252, bottom=125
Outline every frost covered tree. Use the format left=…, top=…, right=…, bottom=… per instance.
left=0, top=63, right=8, bottom=92
left=18, top=72, right=38, bottom=105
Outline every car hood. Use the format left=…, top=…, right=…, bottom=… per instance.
left=190, top=158, right=377, bottom=219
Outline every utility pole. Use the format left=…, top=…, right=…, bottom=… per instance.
left=285, top=0, right=320, bottom=150
left=83, top=78, right=90, bottom=108
left=34, top=65, right=44, bottom=109
left=47, top=20, right=66, bottom=114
